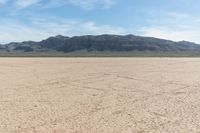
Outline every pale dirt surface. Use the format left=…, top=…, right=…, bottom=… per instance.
left=1, top=58, right=200, bottom=133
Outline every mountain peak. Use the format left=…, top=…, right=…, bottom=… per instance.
left=55, top=35, right=69, bottom=39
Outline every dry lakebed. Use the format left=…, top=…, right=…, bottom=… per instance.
left=0, top=58, right=200, bottom=132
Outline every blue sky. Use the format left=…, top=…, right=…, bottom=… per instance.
left=0, top=0, right=200, bottom=43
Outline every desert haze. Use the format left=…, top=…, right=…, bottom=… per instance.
left=1, top=58, right=200, bottom=132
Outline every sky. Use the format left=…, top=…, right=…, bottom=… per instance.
left=0, top=0, right=200, bottom=43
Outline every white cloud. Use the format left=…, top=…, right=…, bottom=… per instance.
left=103, top=0, right=115, bottom=9
left=0, top=0, right=119, bottom=43
left=0, top=18, right=126, bottom=43
left=68, top=0, right=115, bottom=10
left=0, top=0, right=6, bottom=4
left=80, top=21, right=125, bottom=34
left=139, top=26, right=199, bottom=42
left=138, top=12, right=200, bottom=43
left=15, top=0, right=40, bottom=8
left=0, top=0, right=7, bottom=6
left=0, top=0, right=116, bottom=10
left=11, top=0, right=116, bottom=10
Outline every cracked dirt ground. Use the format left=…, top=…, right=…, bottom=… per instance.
left=1, top=58, right=200, bottom=132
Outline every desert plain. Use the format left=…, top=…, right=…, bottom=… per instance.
left=1, top=58, right=200, bottom=132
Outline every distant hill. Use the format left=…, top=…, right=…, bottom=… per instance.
left=1, top=34, right=200, bottom=57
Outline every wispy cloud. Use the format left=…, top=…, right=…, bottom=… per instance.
left=79, top=21, right=125, bottom=34
left=138, top=11, right=200, bottom=43
left=15, top=0, right=41, bottom=9
left=0, top=18, right=125, bottom=43
left=3, top=0, right=116, bottom=11
left=67, top=0, right=115, bottom=10
left=0, top=0, right=7, bottom=5
left=0, top=0, right=119, bottom=43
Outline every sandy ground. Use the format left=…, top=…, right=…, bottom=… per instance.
left=1, top=58, right=200, bottom=132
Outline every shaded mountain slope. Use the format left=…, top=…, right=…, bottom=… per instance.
left=1, top=34, right=200, bottom=56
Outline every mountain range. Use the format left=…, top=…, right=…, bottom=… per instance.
left=1, top=34, right=200, bottom=56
